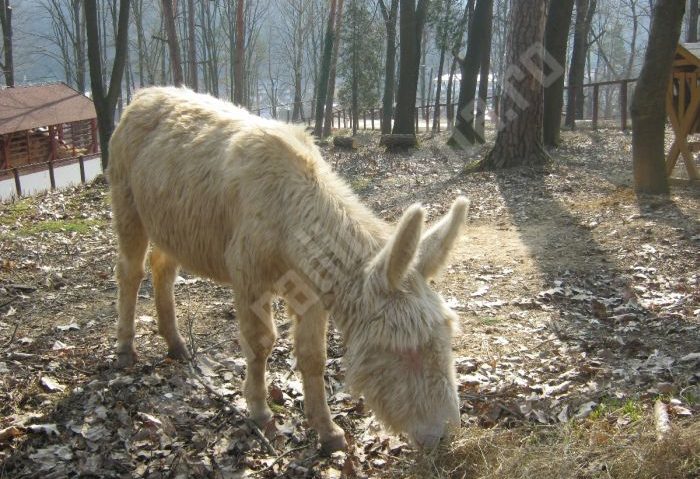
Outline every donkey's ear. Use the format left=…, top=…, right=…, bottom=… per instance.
left=415, top=197, right=469, bottom=279
left=373, top=204, right=425, bottom=289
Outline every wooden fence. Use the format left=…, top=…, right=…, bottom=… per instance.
left=0, top=153, right=101, bottom=198
left=256, top=78, right=637, bottom=134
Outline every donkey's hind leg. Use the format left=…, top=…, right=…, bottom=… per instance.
left=113, top=197, right=149, bottom=368
left=151, top=247, right=189, bottom=360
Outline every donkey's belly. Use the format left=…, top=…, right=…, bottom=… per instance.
left=130, top=171, right=237, bottom=284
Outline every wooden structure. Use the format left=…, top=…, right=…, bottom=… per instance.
left=666, top=43, right=700, bottom=180
left=0, top=83, right=98, bottom=172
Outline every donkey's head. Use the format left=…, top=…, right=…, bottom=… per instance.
left=344, top=197, right=468, bottom=448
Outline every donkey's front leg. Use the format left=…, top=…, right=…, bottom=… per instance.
left=292, top=304, right=347, bottom=454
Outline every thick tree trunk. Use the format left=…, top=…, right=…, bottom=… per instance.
left=324, top=0, right=345, bottom=137
left=543, top=0, right=575, bottom=147
left=450, top=0, right=492, bottom=146
left=0, top=0, right=14, bottom=87
left=392, top=0, right=428, bottom=135
left=631, top=0, right=684, bottom=195
left=378, top=0, right=398, bottom=134
left=161, top=0, right=184, bottom=86
left=478, top=0, right=548, bottom=169
left=314, top=0, right=338, bottom=138
left=85, top=0, right=131, bottom=169
left=688, top=0, right=698, bottom=42
left=565, top=0, right=596, bottom=128
left=233, top=0, right=245, bottom=104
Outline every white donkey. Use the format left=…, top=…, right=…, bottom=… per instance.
left=108, top=87, right=467, bottom=452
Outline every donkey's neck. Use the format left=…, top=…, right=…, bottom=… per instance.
left=285, top=178, right=387, bottom=334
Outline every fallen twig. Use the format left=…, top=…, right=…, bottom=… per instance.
left=1, top=322, right=19, bottom=349
left=253, top=444, right=314, bottom=476
left=187, top=362, right=276, bottom=456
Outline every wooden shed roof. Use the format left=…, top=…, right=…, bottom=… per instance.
left=0, top=83, right=96, bottom=136
left=675, top=43, right=700, bottom=68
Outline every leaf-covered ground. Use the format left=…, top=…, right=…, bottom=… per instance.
left=0, top=128, right=698, bottom=478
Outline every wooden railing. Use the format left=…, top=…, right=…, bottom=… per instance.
left=0, top=153, right=101, bottom=198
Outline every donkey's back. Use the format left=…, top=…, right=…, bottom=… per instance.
left=108, top=86, right=325, bottom=284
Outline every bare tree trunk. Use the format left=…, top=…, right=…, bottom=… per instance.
left=625, top=0, right=639, bottom=79
left=565, top=0, right=596, bottom=128
left=323, top=0, right=344, bottom=136
left=543, top=0, right=575, bottom=147
left=631, top=0, right=684, bottom=194
left=445, top=0, right=472, bottom=130
left=187, top=0, right=197, bottom=90
left=234, top=0, right=245, bottom=104
left=688, top=0, right=698, bottom=42
left=474, top=1, right=493, bottom=142
left=313, top=0, right=338, bottom=137
left=161, top=0, right=183, bottom=86
left=478, top=0, right=549, bottom=169
left=85, top=0, right=131, bottom=169
left=0, top=0, right=14, bottom=87
left=392, top=0, right=429, bottom=135
left=378, top=0, right=398, bottom=134
left=450, top=0, right=492, bottom=146
left=73, top=0, right=85, bottom=92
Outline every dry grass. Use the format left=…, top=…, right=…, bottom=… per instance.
left=388, top=412, right=700, bottom=479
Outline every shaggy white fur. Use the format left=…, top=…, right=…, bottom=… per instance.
left=108, top=86, right=467, bottom=451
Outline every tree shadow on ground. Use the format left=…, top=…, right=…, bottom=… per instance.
left=487, top=163, right=699, bottom=401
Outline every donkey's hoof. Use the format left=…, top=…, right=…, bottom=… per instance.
left=320, top=430, right=347, bottom=455
left=250, top=409, right=274, bottom=428
left=167, top=343, right=191, bottom=361
left=116, top=350, right=137, bottom=369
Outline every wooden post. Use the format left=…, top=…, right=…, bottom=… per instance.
left=343, top=110, right=347, bottom=129
left=13, top=168, right=21, bottom=197
left=48, top=160, right=56, bottom=190
left=79, top=156, right=86, bottom=183
left=425, top=106, right=430, bottom=132
left=592, top=84, right=600, bottom=129
left=371, top=109, right=375, bottom=130
left=620, top=81, right=628, bottom=131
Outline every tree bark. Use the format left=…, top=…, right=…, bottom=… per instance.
left=688, top=0, right=698, bottom=42
left=161, top=0, right=184, bottom=86
left=324, top=0, right=345, bottom=137
left=543, top=0, right=575, bottom=147
left=565, top=0, right=596, bottom=128
left=392, top=0, right=429, bottom=135
left=233, top=0, right=245, bottom=104
left=449, top=0, right=492, bottom=146
left=478, top=0, right=549, bottom=169
left=85, top=0, right=131, bottom=169
left=314, top=0, right=338, bottom=137
left=631, top=0, right=684, bottom=195
left=0, top=0, right=14, bottom=87
left=378, top=0, right=399, bottom=134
